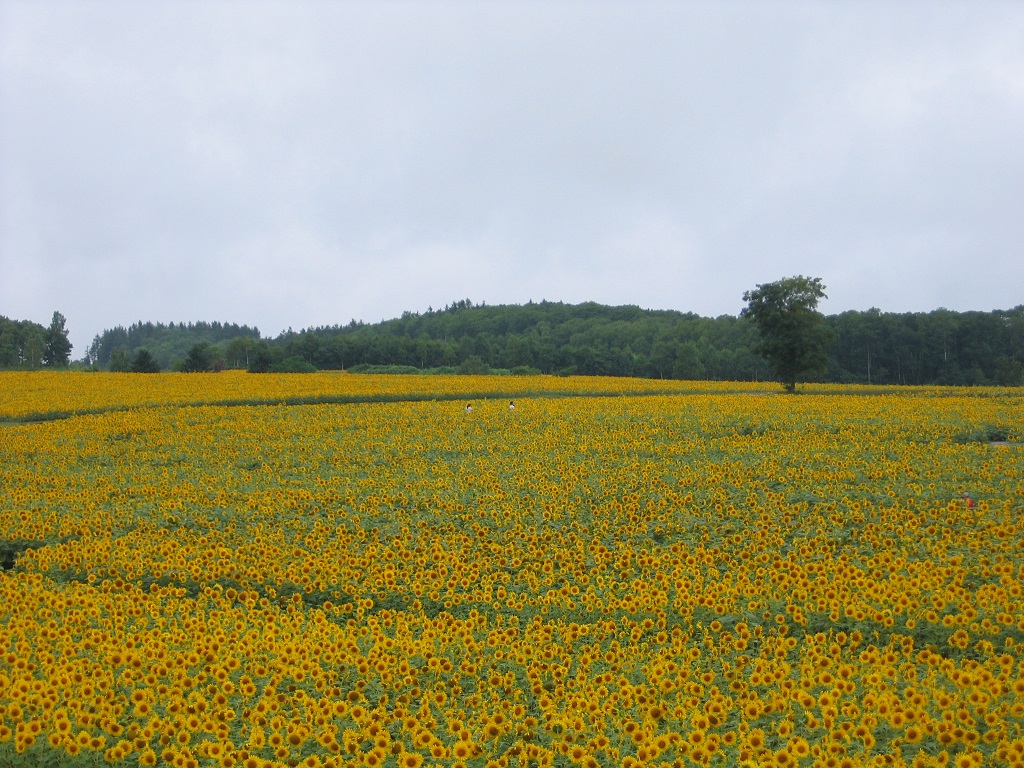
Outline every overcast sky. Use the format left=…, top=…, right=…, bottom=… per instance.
left=2, top=1, right=1022, bottom=356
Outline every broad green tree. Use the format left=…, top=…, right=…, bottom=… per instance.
left=247, top=342, right=274, bottom=373
left=130, top=348, right=161, bottom=373
left=180, top=342, right=214, bottom=372
left=109, top=346, right=132, bottom=372
left=457, top=355, right=490, bottom=375
left=741, top=276, right=833, bottom=393
left=225, top=336, right=255, bottom=369
left=23, top=327, right=45, bottom=369
left=43, top=311, right=72, bottom=367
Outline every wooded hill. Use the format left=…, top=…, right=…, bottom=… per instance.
left=81, top=300, right=1024, bottom=386
left=275, top=301, right=763, bottom=380
left=7, top=301, right=1021, bottom=385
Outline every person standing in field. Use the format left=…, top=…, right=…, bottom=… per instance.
left=509, top=401, right=515, bottom=410
left=961, top=492, right=976, bottom=509
left=465, top=404, right=473, bottom=413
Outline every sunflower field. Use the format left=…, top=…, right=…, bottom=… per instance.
left=1, top=372, right=1022, bottom=768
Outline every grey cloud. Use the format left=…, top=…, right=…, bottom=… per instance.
left=2, top=1, right=1022, bottom=354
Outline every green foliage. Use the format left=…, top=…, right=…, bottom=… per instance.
left=0, top=315, right=48, bottom=368
left=457, top=355, right=490, bottom=375
left=269, top=299, right=1024, bottom=385
left=270, top=301, right=765, bottom=380
left=269, top=355, right=318, bottom=373
left=78, top=301, right=1024, bottom=385
left=224, top=335, right=256, bottom=369
left=179, top=342, right=215, bottom=372
left=993, top=355, right=1024, bottom=386
left=108, top=346, right=131, bottom=372
left=42, top=311, right=72, bottom=367
left=742, top=276, right=834, bottom=392
left=88, top=320, right=259, bottom=370
left=672, top=340, right=706, bottom=380
left=348, top=364, right=426, bottom=374
left=129, top=348, right=160, bottom=373
left=952, top=423, right=1017, bottom=444
left=0, top=539, right=45, bottom=571
left=247, top=341, right=274, bottom=373
left=826, top=305, right=1024, bottom=386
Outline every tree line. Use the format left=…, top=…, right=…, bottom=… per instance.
left=4, top=301, right=1022, bottom=386
left=270, top=301, right=769, bottom=379
left=84, top=321, right=262, bottom=372
left=0, top=312, right=72, bottom=368
left=827, top=306, right=1023, bottom=386
left=264, top=300, right=1023, bottom=385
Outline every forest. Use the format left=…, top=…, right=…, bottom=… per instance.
left=265, top=301, right=1024, bottom=385
left=4, top=301, right=1023, bottom=386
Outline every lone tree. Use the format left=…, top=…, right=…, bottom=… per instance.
left=741, top=275, right=833, bottom=393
